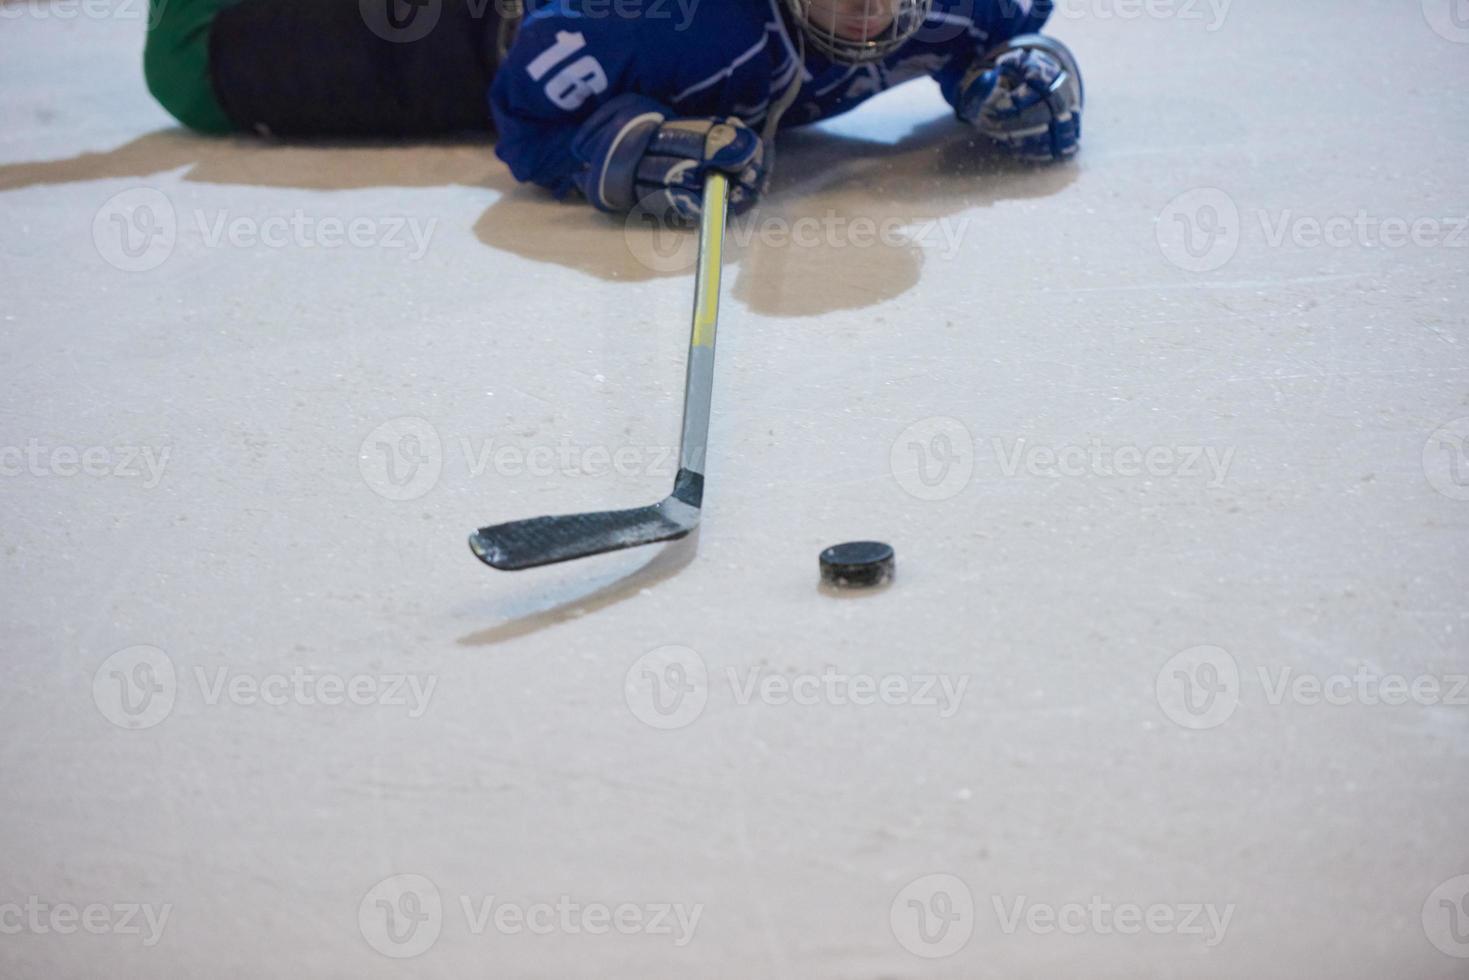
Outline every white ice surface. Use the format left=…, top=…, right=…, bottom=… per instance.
left=2, top=1, right=1468, bottom=977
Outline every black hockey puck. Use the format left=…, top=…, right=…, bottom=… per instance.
left=819, top=541, right=895, bottom=589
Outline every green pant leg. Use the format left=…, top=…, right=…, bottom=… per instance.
left=144, top=0, right=246, bottom=133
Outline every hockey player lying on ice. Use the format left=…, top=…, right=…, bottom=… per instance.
left=144, top=0, right=1082, bottom=220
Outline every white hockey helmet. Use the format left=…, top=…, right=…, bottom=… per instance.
left=783, top=0, right=933, bottom=64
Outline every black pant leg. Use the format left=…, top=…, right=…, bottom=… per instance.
left=209, top=0, right=503, bottom=137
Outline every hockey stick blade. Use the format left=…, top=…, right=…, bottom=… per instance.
left=467, top=173, right=729, bottom=572
left=468, top=470, right=703, bottom=570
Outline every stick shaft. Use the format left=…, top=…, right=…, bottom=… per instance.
left=676, top=173, right=730, bottom=477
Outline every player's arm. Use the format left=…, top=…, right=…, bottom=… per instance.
left=490, top=12, right=766, bottom=218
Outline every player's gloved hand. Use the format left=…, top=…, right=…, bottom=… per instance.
left=956, top=34, right=1083, bottom=163
left=576, top=97, right=765, bottom=220
left=630, top=117, right=765, bottom=221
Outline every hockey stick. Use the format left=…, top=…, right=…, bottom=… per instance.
left=468, top=173, right=730, bottom=571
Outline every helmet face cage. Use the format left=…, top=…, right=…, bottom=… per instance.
left=783, top=0, right=933, bottom=64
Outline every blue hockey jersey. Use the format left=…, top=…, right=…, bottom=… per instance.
left=490, top=0, right=1053, bottom=205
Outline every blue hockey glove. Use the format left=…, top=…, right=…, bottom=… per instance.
left=575, top=96, right=765, bottom=220
left=634, top=116, right=766, bottom=220
left=957, top=34, right=1083, bottom=163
